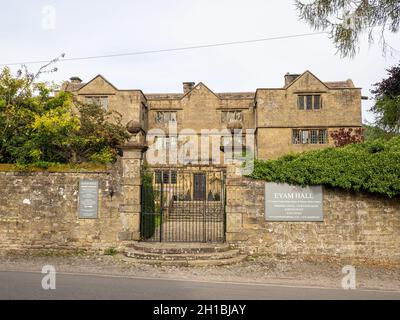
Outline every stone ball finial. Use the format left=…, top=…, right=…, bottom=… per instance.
left=126, top=121, right=143, bottom=134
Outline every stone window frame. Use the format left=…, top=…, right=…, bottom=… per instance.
left=155, top=111, right=177, bottom=124
left=154, top=136, right=177, bottom=150
left=140, top=103, right=147, bottom=123
left=292, top=128, right=328, bottom=144
left=221, top=110, right=243, bottom=123
left=85, top=96, right=109, bottom=111
left=154, top=170, right=177, bottom=184
left=221, top=132, right=247, bottom=152
left=297, top=95, right=322, bottom=110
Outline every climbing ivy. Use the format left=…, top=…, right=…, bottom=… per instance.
left=248, top=137, right=400, bottom=197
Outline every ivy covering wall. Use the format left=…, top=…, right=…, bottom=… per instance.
left=249, top=137, right=400, bottom=197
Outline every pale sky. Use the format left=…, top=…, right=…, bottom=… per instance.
left=1, top=0, right=399, bottom=123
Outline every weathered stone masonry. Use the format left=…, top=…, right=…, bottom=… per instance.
left=1, top=71, right=397, bottom=264
left=0, top=166, right=399, bottom=264
left=0, top=169, right=125, bottom=251
left=226, top=177, right=400, bottom=263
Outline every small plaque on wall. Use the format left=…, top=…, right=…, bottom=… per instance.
left=79, top=180, right=99, bottom=219
left=265, top=182, right=323, bottom=221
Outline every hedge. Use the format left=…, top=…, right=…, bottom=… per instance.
left=248, top=137, right=400, bottom=197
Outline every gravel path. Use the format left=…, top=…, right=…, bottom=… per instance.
left=0, top=252, right=399, bottom=291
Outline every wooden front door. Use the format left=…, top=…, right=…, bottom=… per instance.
left=193, top=173, right=206, bottom=201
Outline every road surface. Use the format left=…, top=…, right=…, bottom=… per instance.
left=0, top=271, right=399, bottom=300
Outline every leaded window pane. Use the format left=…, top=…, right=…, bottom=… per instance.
left=318, top=130, right=327, bottom=144
left=306, top=96, right=313, bottom=110
left=155, top=171, right=162, bottom=184
left=170, top=171, right=177, bottom=184
left=314, top=96, right=320, bottom=109
left=162, top=171, right=169, bottom=184
left=292, top=129, right=301, bottom=144
left=310, top=130, right=318, bottom=144
left=301, top=130, right=309, bottom=143
left=298, top=96, right=304, bottom=109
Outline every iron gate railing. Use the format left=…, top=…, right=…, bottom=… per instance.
left=140, top=167, right=226, bottom=242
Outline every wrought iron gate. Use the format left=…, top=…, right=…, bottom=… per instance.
left=140, top=167, right=226, bottom=242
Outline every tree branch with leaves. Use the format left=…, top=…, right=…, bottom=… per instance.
left=295, top=0, right=400, bottom=57
left=0, top=58, right=129, bottom=165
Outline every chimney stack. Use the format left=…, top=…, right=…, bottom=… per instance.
left=284, top=73, right=300, bottom=87
left=70, top=76, right=82, bottom=84
left=183, top=82, right=195, bottom=94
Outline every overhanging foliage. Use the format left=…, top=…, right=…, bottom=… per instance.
left=248, top=137, right=400, bottom=197
left=0, top=67, right=129, bottom=165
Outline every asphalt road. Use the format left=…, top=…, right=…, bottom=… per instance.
left=0, top=271, right=399, bottom=300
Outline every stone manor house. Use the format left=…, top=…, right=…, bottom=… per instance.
left=60, top=71, right=363, bottom=243
left=3, top=71, right=399, bottom=263
left=62, top=70, right=362, bottom=162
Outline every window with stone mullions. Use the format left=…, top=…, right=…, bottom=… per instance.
left=222, top=110, right=243, bottom=123
left=155, top=171, right=162, bottom=184
left=297, top=95, right=321, bottom=110
left=318, top=129, right=327, bottom=144
left=155, top=111, right=177, bottom=123
left=310, top=130, right=318, bottom=144
left=154, top=170, right=177, bottom=184
left=314, top=95, right=321, bottom=109
left=85, top=96, right=109, bottom=111
left=306, top=95, right=313, bottom=110
left=292, top=129, right=327, bottom=144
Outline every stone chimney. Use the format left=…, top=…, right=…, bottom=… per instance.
left=183, top=82, right=195, bottom=94
left=284, top=73, right=300, bottom=87
left=70, top=76, right=82, bottom=84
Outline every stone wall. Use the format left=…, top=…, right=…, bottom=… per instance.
left=0, top=168, right=130, bottom=252
left=226, top=175, right=400, bottom=264
left=1, top=162, right=398, bottom=264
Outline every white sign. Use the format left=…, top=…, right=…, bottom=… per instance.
left=79, top=180, right=99, bottom=219
left=265, top=182, right=323, bottom=221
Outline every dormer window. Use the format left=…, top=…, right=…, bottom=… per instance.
left=85, top=96, right=109, bottom=111
left=298, top=95, right=321, bottom=110
left=221, top=110, right=243, bottom=123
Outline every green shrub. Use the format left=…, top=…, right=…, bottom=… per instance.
left=104, top=247, right=118, bottom=256
left=89, top=147, right=117, bottom=164
left=140, top=167, right=157, bottom=240
left=0, top=67, right=129, bottom=165
left=248, top=137, right=400, bottom=197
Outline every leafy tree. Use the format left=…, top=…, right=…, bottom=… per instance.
left=295, top=0, right=400, bottom=57
left=363, top=124, right=397, bottom=140
left=0, top=64, right=129, bottom=165
left=67, top=101, right=129, bottom=163
left=370, top=63, right=400, bottom=134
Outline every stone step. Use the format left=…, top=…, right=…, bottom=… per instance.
left=125, top=248, right=240, bottom=261
left=129, top=242, right=232, bottom=254
left=122, top=254, right=247, bottom=267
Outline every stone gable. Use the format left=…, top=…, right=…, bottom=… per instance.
left=63, top=71, right=363, bottom=160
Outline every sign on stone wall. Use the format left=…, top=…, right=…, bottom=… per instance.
left=265, top=182, right=323, bottom=221
left=79, top=180, right=99, bottom=219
